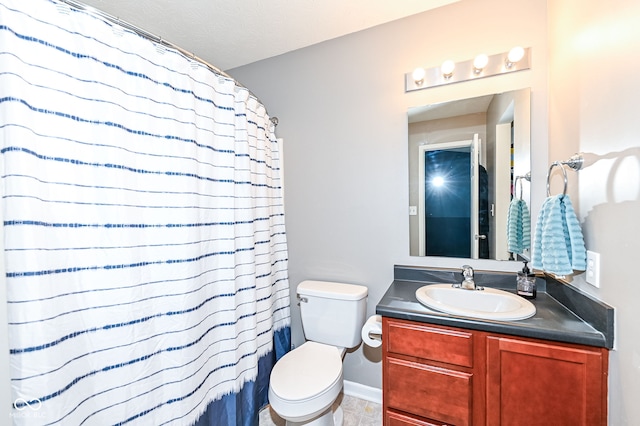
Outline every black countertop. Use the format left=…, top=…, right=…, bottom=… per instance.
left=376, top=266, right=614, bottom=349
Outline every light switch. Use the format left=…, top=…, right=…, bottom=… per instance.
left=586, top=250, right=601, bottom=288
left=409, top=206, right=417, bottom=216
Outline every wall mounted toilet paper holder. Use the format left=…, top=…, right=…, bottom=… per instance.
left=362, top=315, right=383, bottom=347
left=367, top=331, right=382, bottom=341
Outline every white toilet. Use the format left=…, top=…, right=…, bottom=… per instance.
left=268, top=280, right=368, bottom=426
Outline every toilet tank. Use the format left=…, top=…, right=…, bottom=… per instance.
left=297, top=280, right=368, bottom=349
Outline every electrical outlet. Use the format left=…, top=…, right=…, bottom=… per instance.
left=586, top=250, right=601, bottom=288
left=409, top=206, right=417, bottom=216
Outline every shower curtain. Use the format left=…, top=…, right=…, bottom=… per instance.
left=0, top=0, right=290, bottom=425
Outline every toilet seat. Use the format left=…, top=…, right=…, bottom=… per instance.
left=269, top=341, right=343, bottom=422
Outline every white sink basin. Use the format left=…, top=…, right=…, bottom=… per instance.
left=415, top=284, right=536, bottom=321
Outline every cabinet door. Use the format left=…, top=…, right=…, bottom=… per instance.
left=486, top=336, right=608, bottom=425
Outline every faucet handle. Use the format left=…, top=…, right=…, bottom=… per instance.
left=462, top=265, right=474, bottom=280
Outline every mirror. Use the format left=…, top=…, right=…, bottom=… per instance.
left=408, top=88, right=531, bottom=260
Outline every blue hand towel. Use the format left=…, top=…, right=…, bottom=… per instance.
left=531, top=194, right=586, bottom=276
left=507, top=198, right=531, bottom=255
left=531, top=197, right=551, bottom=270
left=560, top=195, right=587, bottom=271
left=522, top=203, right=531, bottom=250
left=541, top=195, right=573, bottom=275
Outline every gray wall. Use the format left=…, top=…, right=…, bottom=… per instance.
left=229, top=0, right=548, bottom=394
left=548, top=0, right=640, bottom=423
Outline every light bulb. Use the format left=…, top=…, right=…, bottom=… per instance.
left=412, top=67, right=426, bottom=85
left=441, top=60, right=455, bottom=78
left=506, top=46, right=525, bottom=67
left=473, top=54, right=489, bottom=73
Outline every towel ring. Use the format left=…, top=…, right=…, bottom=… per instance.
left=518, top=177, right=524, bottom=200
left=546, top=161, right=568, bottom=196
left=514, top=172, right=530, bottom=200
left=514, top=176, right=525, bottom=200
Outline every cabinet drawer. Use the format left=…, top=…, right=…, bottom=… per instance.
left=386, top=356, right=472, bottom=426
left=386, top=319, right=474, bottom=367
left=386, top=409, right=443, bottom=426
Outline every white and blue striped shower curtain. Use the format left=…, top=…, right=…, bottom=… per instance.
left=0, top=0, right=290, bottom=424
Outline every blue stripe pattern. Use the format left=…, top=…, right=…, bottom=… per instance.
left=1, top=0, right=290, bottom=425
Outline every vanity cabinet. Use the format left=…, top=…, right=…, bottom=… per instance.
left=485, top=335, right=608, bottom=425
left=382, top=317, right=608, bottom=426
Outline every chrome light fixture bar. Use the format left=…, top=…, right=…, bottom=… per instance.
left=405, top=47, right=531, bottom=92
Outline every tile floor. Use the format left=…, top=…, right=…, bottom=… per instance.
left=259, top=392, right=382, bottom=426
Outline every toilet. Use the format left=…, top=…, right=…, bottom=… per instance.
left=268, top=280, right=368, bottom=426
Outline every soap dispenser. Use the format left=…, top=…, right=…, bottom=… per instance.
left=516, top=261, right=536, bottom=299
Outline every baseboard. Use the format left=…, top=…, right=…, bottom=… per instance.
left=343, top=380, right=382, bottom=405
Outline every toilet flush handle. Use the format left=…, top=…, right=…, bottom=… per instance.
left=297, top=295, right=308, bottom=305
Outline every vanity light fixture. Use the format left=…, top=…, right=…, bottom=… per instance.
left=506, top=46, right=525, bottom=68
left=473, top=54, right=489, bottom=74
left=441, top=60, right=455, bottom=79
left=405, top=46, right=531, bottom=92
left=412, top=67, right=426, bottom=86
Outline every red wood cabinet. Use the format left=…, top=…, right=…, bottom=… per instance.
left=382, top=317, right=608, bottom=426
left=486, top=335, right=608, bottom=425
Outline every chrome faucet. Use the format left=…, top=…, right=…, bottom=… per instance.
left=454, top=265, right=479, bottom=290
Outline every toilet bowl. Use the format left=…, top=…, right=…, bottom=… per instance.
left=267, top=280, right=368, bottom=426
left=268, top=342, right=344, bottom=425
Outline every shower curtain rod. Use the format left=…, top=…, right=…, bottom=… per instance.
left=57, top=0, right=278, bottom=127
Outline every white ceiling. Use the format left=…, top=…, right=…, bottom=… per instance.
left=76, top=0, right=458, bottom=71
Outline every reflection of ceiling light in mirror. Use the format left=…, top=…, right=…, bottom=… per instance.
left=412, top=67, right=426, bottom=85
left=473, top=54, right=489, bottom=73
left=431, top=176, right=445, bottom=187
left=441, top=60, right=455, bottom=79
left=506, top=46, right=525, bottom=68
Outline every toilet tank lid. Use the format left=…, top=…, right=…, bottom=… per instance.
left=298, top=280, right=368, bottom=300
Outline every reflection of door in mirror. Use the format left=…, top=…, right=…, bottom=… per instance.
left=408, top=88, right=531, bottom=261
left=418, top=136, right=487, bottom=259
